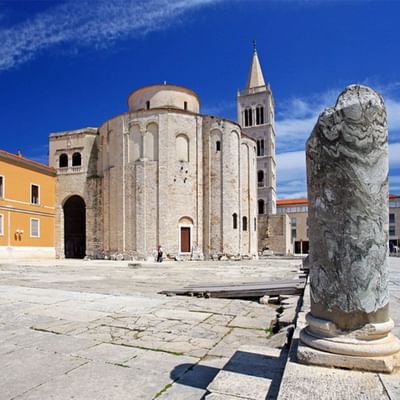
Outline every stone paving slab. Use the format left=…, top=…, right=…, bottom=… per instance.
left=206, top=345, right=287, bottom=400
left=0, top=347, right=87, bottom=400
left=0, top=258, right=301, bottom=400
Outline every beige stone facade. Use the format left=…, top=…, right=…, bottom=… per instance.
left=49, top=84, right=258, bottom=260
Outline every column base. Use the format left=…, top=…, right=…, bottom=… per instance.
left=299, top=313, right=400, bottom=373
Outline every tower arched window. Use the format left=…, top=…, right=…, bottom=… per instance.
left=258, top=170, right=264, bottom=187
left=59, top=153, right=68, bottom=168
left=256, top=105, right=264, bottom=125
left=256, top=139, right=265, bottom=156
left=242, top=216, right=248, bottom=231
left=146, top=100, right=150, bottom=110
left=258, top=199, right=265, bottom=215
left=232, top=213, right=238, bottom=229
left=244, top=108, right=253, bottom=127
left=72, top=152, right=82, bottom=166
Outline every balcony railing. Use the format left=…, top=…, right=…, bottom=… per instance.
left=58, top=166, right=83, bottom=174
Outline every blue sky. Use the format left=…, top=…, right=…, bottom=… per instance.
left=0, top=0, right=399, bottom=198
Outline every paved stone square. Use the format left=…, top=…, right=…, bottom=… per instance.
left=0, top=258, right=302, bottom=400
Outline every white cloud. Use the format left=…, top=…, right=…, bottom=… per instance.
left=0, top=0, right=222, bottom=71
left=387, top=98, right=400, bottom=133
left=389, top=142, right=400, bottom=168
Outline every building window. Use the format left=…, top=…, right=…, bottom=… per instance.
left=257, top=170, right=264, bottom=187
left=72, top=152, right=82, bottom=166
left=256, top=140, right=265, bottom=156
left=216, top=141, right=221, bottom=152
left=146, top=101, right=150, bottom=110
left=30, top=218, right=40, bottom=237
left=31, top=184, right=39, bottom=205
left=244, top=108, right=253, bottom=127
left=242, top=216, right=248, bottom=231
left=0, top=214, right=3, bottom=235
left=233, top=213, right=238, bottom=229
left=184, top=101, right=188, bottom=111
left=0, top=176, right=3, bottom=198
left=59, top=153, right=68, bottom=168
left=389, top=213, right=395, bottom=224
left=176, top=134, right=189, bottom=162
left=254, top=217, right=257, bottom=231
left=258, top=199, right=264, bottom=215
left=256, top=106, right=264, bottom=125
left=291, top=217, right=297, bottom=241
left=389, top=226, right=396, bottom=236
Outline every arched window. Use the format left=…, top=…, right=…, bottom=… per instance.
left=256, top=139, right=265, bottom=156
left=144, top=123, right=159, bottom=161
left=258, top=170, right=264, bottom=187
left=176, top=134, right=189, bottom=162
left=59, top=153, right=68, bottom=168
left=232, top=213, right=238, bottom=229
left=258, top=199, right=265, bottom=214
left=72, top=152, right=82, bottom=166
left=242, top=216, right=248, bottom=231
left=256, top=106, right=264, bottom=125
left=184, top=101, right=188, bottom=111
left=146, top=100, right=150, bottom=110
left=216, top=140, right=221, bottom=152
left=244, top=108, right=253, bottom=127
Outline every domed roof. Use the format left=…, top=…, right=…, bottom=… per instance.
left=127, top=84, right=200, bottom=113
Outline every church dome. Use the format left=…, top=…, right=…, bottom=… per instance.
left=127, top=84, right=200, bottom=113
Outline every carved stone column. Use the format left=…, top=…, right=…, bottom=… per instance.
left=299, top=85, right=400, bottom=372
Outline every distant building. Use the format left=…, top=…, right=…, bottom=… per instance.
left=0, top=150, right=56, bottom=259
left=49, top=83, right=258, bottom=260
left=276, top=198, right=309, bottom=255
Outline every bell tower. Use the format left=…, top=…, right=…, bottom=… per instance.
left=237, top=42, right=276, bottom=215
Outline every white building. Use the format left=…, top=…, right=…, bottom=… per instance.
left=49, top=83, right=258, bottom=260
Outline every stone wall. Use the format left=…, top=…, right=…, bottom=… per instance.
left=258, top=214, right=291, bottom=255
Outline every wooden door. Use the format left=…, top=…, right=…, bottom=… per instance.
left=180, top=227, right=191, bottom=253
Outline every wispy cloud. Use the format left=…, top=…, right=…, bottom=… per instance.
left=0, top=0, right=222, bottom=71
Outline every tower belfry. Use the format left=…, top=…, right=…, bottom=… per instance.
left=237, top=44, right=277, bottom=215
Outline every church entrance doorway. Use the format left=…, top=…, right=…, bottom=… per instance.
left=180, top=227, right=191, bottom=253
left=63, top=195, right=86, bottom=259
left=178, top=216, right=193, bottom=254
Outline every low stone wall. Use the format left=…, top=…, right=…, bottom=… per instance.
left=0, top=246, right=56, bottom=259
left=258, top=214, right=291, bottom=255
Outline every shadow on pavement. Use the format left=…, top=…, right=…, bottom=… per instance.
left=170, top=347, right=288, bottom=399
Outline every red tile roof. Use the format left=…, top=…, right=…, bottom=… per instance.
left=0, top=149, right=55, bottom=175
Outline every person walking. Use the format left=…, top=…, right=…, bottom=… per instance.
left=157, top=245, right=163, bottom=263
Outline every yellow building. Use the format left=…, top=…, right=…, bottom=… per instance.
left=0, top=150, right=56, bottom=258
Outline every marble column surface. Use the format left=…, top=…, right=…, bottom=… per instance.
left=306, top=84, right=389, bottom=331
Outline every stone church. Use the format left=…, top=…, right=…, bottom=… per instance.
left=48, top=47, right=276, bottom=260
